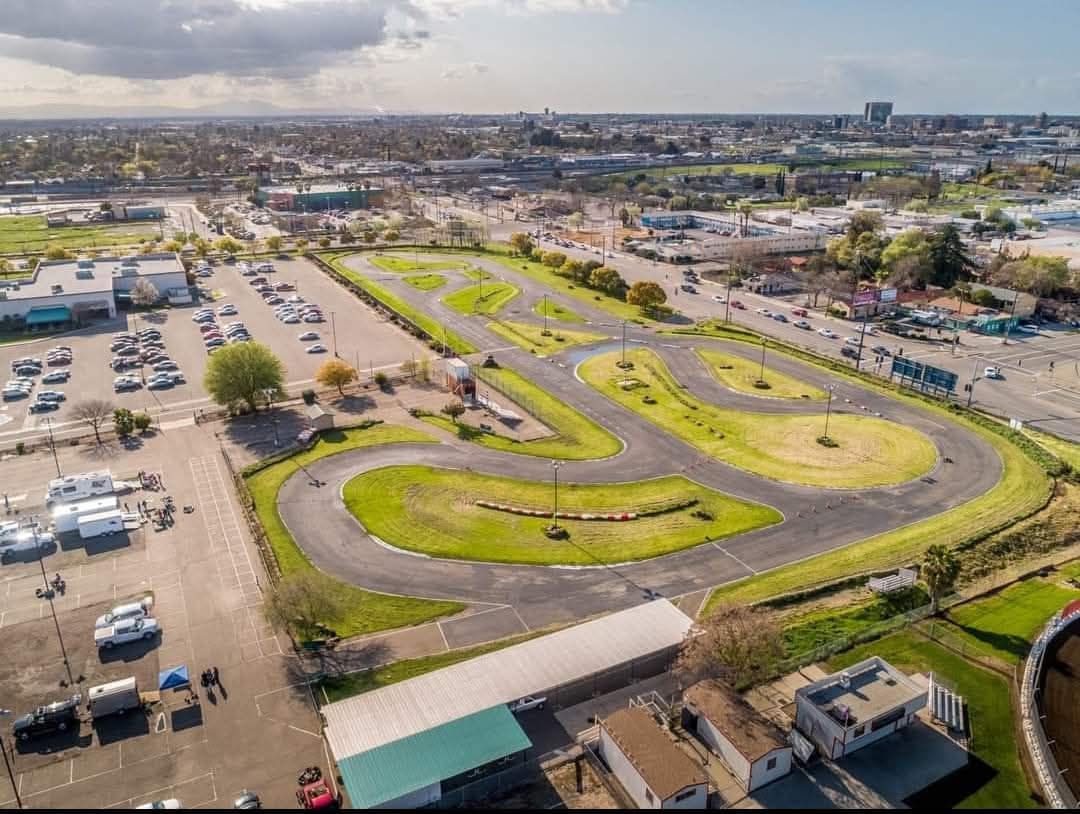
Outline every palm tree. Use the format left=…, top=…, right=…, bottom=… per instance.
left=737, top=202, right=753, bottom=238
left=922, top=545, right=961, bottom=613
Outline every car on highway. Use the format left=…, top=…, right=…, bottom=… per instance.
left=871, top=345, right=891, bottom=356
left=42, top=370, right=70, bottom=384
left=509, top=695, right=546, bottom=713
left=1016, top=323, right=1039, bottom=335
left=11, top=694, right=81, bottom=741
left=984, top=366, right=1003, bottom=379
left=731, top=300, right=745, bottom=309
left=755, top=307, right=771, bottom=316
left=772, top=313, right=788, bottom=323
left=818, top=328, right=837, bottom=338
left=305, top=344, right=328, bottom=354
left=841, top=346, right=858, bottom=358
left=95, top=616, right=159, bottom=649
left=298, top=331, right=320, bottom=341
left=711, top=294, right=726, bottom=303
left=793, top=319, right=811, bottom=329
left=791, top=307, right=809, bottom=317
left=844, top=336, right=861, bottom=346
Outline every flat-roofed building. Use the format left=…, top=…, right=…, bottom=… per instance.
left=600, top=706, right=708, bottom=809
left=795, top=656, right=927, bottom=760
left=683, top=679, right=792, bottom=792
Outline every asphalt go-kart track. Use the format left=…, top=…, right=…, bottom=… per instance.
left=275, top=251, right=1004, bottom=630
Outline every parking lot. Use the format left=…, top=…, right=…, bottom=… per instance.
left=0, top=255, right=427, bottom=442
left=0, top=425, right=327, bottom=809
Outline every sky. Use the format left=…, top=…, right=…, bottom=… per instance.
left=0, top=0, right=1077, bottom=115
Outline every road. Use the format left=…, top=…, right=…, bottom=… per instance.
left=276, top=252, right=1002, bottom=630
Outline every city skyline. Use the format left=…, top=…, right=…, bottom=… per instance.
left=0, top=0, right=1077, bottom=118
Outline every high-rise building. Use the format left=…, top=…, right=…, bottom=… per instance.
left=864, top=101, right=894, bottom=125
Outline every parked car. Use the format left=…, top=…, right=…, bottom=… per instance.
left=306, top=344, right=327, bottom=353
left=136, top=799, right=181, bottom=810
left=95, top=616, right=160, bottom=649
left=95, top=598, right=153, bottom=629
left=36, top=390, right=66, bottom=402
left=298, top=331, right=320, bottom=341
left=42, top=370, right=70, bottom=384
left=508, top=695, right=546, bottom=713
left=113, top=379, right=141, bottom=392
left=11, top=694, right=81, bottom=741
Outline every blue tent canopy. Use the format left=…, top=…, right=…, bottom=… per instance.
left=159, top=664, right=190, bottom=690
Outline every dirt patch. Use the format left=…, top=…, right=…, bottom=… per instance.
left=480, top=758, right=619, bottom=810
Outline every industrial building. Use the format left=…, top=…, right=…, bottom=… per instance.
left=864, top=101, right=894, bottom=125
left=0, top=254, right=189, bottom=327
left=322, top=600, right=692, bottom=809
left=794, top=656, right=927, bottom=760
left=255, top=183, right=383, bottom=212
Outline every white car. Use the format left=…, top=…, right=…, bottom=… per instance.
left=95, top=616, right=159, bottom=648
left=984, top=366, right=1003, bottom=379
left=509, top=695, right=546, bottom=713
left=282, top=316, right=301, bottom=324
left=217, top=305, right=238, bottom=316
left=755, top=307, right=771, bottom=316
left=41, top=370, right=70, bottom=384
left=711, top=294, right=726, bottom=303
left=843, top=336, right=861, bottom=347
left=306, top=344, right=327, bottom=353
left=794, top=320, right=811, bottom=329
left=136, top=799, right=181, bottom=810
left=95, top=597, right=152, bottom=629
left=287, top=295, right=305, bottom=303
left=298, top=331, right=320, bottom=341
left=818, top=328, right=837, bottom=338
left=1017, top=324, right=1039, bottom=335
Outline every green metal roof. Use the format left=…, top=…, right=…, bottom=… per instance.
left=25, top=306, right=72, bottom=325
left=338, top=704, right=530, bottom=809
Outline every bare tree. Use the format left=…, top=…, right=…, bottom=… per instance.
left=72, top=399, right=115, bottom=444
left=130, top=277, right=161, bottom=307
left=263, top=571, right=345, bottom=639
left=676, top=602, right=784, bottom=688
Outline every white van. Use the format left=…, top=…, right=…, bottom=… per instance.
left=95, top=597, right=152, bottom=629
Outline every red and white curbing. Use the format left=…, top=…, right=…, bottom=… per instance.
left=474, top=500, right=637, bottom=521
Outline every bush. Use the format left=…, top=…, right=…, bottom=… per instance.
left=15, top=442, right=24, bottom=455
left=133, top=412, right=152, bottom=433
left=374, top=371, right=389, bottom=389
left=302, top=389, right=317, bottom=405
left=816, top=435, right=839, bottom=447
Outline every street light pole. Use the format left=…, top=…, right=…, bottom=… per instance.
left=0, top=714, right=21, bottom=810
left=543, top=294, right=549, bottom=335
left=823, top=385, right=836, bottom=441
left=621, top=321, right=627, bottom=368
left=330, top=311, right=338, bottom=358
left=758, top=339, right=767, bottom=384
left=551, top=460, right=561, bottom=529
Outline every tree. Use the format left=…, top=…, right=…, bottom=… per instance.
left=618, top=207, right=631, bottom=227
left=625, top=204, right=642, bottom=224
left=192, top=237, right=210, bottom=258
left=383, top=229, right=400, bottom=242
left=44, top=244, right=73, bottom=261
left=130, top=277, right=160, bottom=307
left=263, top=571, right=345, bottom=639
left=318, top=236, right=331, bottom=249
left=441, top=401, right=465, bottom=423
left=795, top=196, right=810, bottom=212
left=880, top=228, right=931, bottom=285
left=626, top=280, right=667, bottom=314
left=133, top=412, right=152, bottom=433
left=72, top=399, right=114, bottom=443
left=846, top=209, right=884, bottom=239
left=294, top=238, right=309, bottom=255
left=509, top=232, right=534, bottom=257
left=214, top=237, right=242, bottom=256
left=113, top=408, right=135, bottom=437
left=676, top=602, right=784, bottom=687
left=541, top=251, right=566, bottom=268
left=927, top=224, right=975, bottom=288
left=162, top=239, right=183, bottom=252
left=315, top=358, right=357, bottom=397
left=566, top=211, right=585, bottom=231
left=265, top=235, right=283, bottom=254
left=589, top=266, right=625, bottom=296
left=362, top=231, right=376, bottom=244
left=922, top=544, right=960, bottom=613
left=203, top=341, right=285, bottom=413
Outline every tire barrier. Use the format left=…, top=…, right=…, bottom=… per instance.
left=474, top=500, right=637, bottom=521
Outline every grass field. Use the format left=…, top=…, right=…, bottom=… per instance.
left=486, top=252, right=652, bottom=323
left=937, top=576, right=1080, bottom=665
left=0, top=214, right=160, bottom=254
left=462, top=268, right=493, bottom=281
left=781, top=587, right=929, bottom=658
left=486, top=320, right=606, bottom=356
left=243, top=424, right=464, bottom=638
left=369, top=254, right=467, bottom=273
left=696, top=348, right=826, bottom=400
left=323, top=252, right=477, bottom=354
left=829, top=633, right=1036, bottom=809
left=321, top=631, right=542, bottom=703
left=442, top=281, right=520, bottom=316
left=420, top=365, right=621, bottom=460
left=533, top=298, right=585, bottom=324
left=343, top=465, right=782, bottom=566
left=1025, top=429, right=1080, bottom=473
left=579, top=349, right=938, bottom=488
left=403, top=273, right=447, bottom=291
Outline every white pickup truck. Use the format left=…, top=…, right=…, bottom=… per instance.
left=95, top=617, right=160, bottom=649
left=0, top=523, right=55, bottom=563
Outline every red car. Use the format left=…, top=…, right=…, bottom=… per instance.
left=791, top=307, right=808, bottom=317
left=731, top=300, right=745, bottom=310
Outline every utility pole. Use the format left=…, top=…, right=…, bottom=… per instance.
left=330, top=311, right=338, bottom=357
left=0, top=716, right=21, bottom=809
left=550, top=460, right=561, bottom=529
left=724, top=269, right=733, bottom=323
left=44, top=417, right=61, bottom=478
left=758, top=339, right=767, bottom=384
left=621, top=320, right=628, bottom=368
left=542, top=294, right=550, bottom=335
left=966, top=359, right=980, bottom=408
left=822, top=385, right=836, bottom=441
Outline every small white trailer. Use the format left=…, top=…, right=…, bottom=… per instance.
left=87, top=677, right=141, bottom=719
left=77, top=509, right=125, bottom=539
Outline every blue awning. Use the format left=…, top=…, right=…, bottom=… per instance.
left=159, top=664, right=190, bottom=690
left=25, top=306, right=72, bottom=325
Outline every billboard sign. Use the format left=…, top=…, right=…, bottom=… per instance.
left=853, top=289, right=878, bottom=307
left=890, top=357, right=958, bottom=396
left=879, top=288, right=898, bottom=303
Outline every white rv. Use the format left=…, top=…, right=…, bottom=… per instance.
left=45, top=471, right=115, bottom=506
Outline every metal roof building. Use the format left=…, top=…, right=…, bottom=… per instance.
left=324, top=600, right=692, bottom=761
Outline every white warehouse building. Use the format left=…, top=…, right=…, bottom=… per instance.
left=0, top=254, right=189, bottom=328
